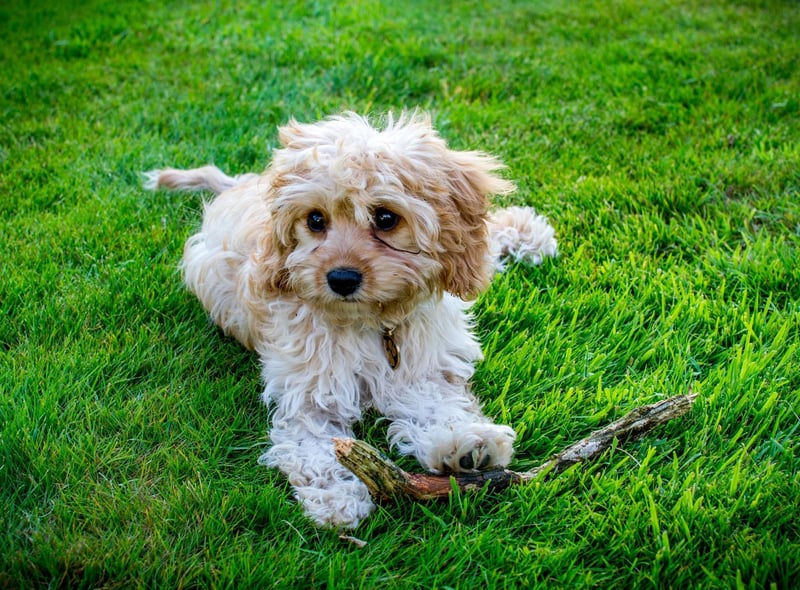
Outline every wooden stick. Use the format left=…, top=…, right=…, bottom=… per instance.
left=334, top=393, right=697, bottom=502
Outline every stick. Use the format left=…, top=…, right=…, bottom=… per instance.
left=334, top=393, right=697, bottom=502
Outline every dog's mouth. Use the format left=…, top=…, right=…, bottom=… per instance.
left=288, top=259, right=439, bottom=320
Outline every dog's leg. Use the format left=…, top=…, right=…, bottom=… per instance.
left=149, top=173, right=272, bottom=350
left=488, top=206, right=558, bottom=269
left=377, top=381, right=517, bottom=474
left=259, top=420, right=375, bottom=529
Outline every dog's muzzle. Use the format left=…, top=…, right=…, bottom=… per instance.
left=326, top=268, right=363, bottom=297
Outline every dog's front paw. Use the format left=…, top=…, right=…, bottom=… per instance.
left=294, top=479, right=375, bottom=529
left=427, top=423, right=516, bottom=474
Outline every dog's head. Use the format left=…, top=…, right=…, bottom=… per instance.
left=256, top=112, right=513, bottom=322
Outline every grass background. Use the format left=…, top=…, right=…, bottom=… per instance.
left=1, top=0, right=798, bottom=587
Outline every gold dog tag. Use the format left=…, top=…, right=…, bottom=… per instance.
left=382, top=327, right=400, bottom=370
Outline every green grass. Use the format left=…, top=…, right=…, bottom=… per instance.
left=1, top=0, right=798, bottom=587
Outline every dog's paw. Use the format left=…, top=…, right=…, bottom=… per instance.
left=427, top=423, right=516, bottom=474
left=294, top=479, right=375, bottom=529
left=489, top=206, right=557, bottom=268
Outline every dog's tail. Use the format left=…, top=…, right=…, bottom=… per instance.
left=488, top=206, right=558, bottom=269
left=143, top=166, right=259, bottom=195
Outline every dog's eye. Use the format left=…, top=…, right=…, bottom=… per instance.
left=307, top=210, right=326, bottom=233
left=373, top=208, right=400, bottom=232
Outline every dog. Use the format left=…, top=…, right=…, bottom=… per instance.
left=145, top=112, right=557, bottom=528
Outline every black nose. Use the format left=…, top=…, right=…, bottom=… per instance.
left=326, top=268, right=363, bottom=297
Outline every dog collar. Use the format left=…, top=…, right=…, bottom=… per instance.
left=382, top=327, right=400, bottom=370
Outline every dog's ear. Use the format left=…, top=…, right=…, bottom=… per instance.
left=251, top=173, right=296, bottom=295
left=252, top=215, right=291, bottom=295
left=437, top=150, right=515, bottom=299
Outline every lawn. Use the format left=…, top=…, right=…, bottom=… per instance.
left=1, top=0, right=798, bottom=587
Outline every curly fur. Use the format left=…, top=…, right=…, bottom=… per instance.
left=146, top=112, right=557, bottom=528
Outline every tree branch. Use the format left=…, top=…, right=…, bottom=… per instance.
left=334, top=393, right=697, bottom=502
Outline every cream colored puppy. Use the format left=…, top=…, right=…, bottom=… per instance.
left=146, top=112, right=557, bottom=528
